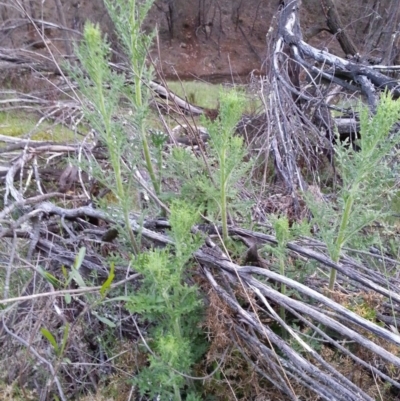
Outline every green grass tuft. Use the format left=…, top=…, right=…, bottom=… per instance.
left=167, top=80, right=261, bottom=113
left=167, top=80, right=221, bottom=109
left=0, top=111, right=75, bottom=142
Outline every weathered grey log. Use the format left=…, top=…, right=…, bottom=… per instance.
left=278, top=0, right=400, bottom=102
left=149, top=81, right=204, bottom=115
left=334, top=117, right=359, bottom=135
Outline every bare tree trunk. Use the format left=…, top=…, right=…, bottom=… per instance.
left=53, top=0, right=72, bottom=56
left=379, top=0, right=400, bottom=64
left=231, top=0, right=243, bottom=30
left=321, top=0, right=359, bottom=58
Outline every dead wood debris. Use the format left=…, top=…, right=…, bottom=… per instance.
left=1, top=180, right=400, bottom=399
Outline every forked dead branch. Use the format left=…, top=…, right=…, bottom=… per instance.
left=268, top=0, right=400, bottom=196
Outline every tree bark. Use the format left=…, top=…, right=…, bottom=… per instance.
left=321, top=0, right=358, bottom=58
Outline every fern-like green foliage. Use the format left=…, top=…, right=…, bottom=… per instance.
left=265, top=216, right=310, bottom=328
left=75, top=22, right=126, bottom=154
left=103, top=0, right=154, bottom=126
left=205, top=90, right=250, bottom=241
left=306, top=92, right=400, bottom=290
left=167, top=89, right=251, bottom=242
left=73, top=0, right=160, bottom=212
left=104, top=0, right=160, bottom=194
left=72, top=0, right=162, bottom=251
left=73, top=22, right=142, bottom=252
left=127, top=201, right=205, bottom=399
left=104, top=0, right=155, bottom=75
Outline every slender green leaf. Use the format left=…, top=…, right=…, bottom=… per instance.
left=69, top=267, right=86, bottom=288
left=101, top=295, right=133, bottom=303
left=61, top=265, right=68, bottom=281
left=37, top=266, right=62, bottom=288
left=74, top=247, right=86, bottom=270
left=93, top=313, right=116, bottom=328
left=100, top=262, right=115, bottom=297
left=40, top=328, right=59, bottom=354
left=64, top=293, right=71, bottom=305
left=60, top=323, right=70, bottom=355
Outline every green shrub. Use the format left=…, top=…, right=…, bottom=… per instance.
left=306, top=92, right=400, bottom=290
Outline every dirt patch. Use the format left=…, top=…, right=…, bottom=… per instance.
left=0, top=0, right=390, bottom=83
left=0, top=0, right=365, bottom=83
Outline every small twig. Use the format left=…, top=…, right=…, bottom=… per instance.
left=0, top=274, right=140, bottom=305
left=3, top=229, right=17, bottom=300
left=0, top=192, right=83, bottom=220
left=32, top=156, right=44, bottom=195
left=26, top=213, right=41, bottom=261
left=0, top=208, right=43, bottom=239
left=4, top=151, right=34, bottom=205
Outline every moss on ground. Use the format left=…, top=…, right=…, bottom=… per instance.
left=0, top=111, right=75, bottom=142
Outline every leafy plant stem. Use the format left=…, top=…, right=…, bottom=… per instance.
left=220, top=149, right=228, bottom=243
left=174, top=385, right=182, bottom=401
left=96, top=73, right=141, bottom=255
left=135, top=75, right=160, bottom=195
left=142, top=134, right=159, bottom=194
left=124, top=209, right=141, bottom=255
left=328, top=192, right=354, bottom=291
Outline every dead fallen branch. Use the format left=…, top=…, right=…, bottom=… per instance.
left=2, top=188, right=398, bottom=399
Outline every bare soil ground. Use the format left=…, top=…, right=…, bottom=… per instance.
left=1, top=0, right=361, bottom=83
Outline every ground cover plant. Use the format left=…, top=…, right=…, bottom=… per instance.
left=167, top=80, right=221, bottom=110
left=1, top=0, right=400, bottom=400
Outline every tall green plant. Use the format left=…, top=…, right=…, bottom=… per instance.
left=205, top=90, right=247, bottom=242
left=264, top=217, right=309, bottom=331
left=74, top=0, right=159, bottom=206
left=73, top=0, right=162, bottom=250
left=73, top=2, right=208, bottom=398
left=167, top=90, right=249, bottom=243
left=306, top=92, right=400, bottom=291
left=104, top=0, right=159, bottom=194
left=127, top=201, right=204, bottom=400
left=74, top=22, right=141, bottom=253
